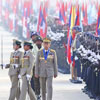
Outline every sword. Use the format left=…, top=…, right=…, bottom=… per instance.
left=1, top=34, right=3, bottom=69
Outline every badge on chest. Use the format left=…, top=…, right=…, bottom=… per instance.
left=10, top=56, right=19, bottom=64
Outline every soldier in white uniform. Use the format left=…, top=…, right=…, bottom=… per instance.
left=30, top=31, right=39, bottom=91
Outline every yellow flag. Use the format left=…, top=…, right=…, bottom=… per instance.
left=71, top=5, right=76, bottom=35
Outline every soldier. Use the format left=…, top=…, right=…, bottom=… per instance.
left=30, top=31, right=39, bottom=91
left=70, top=26, right=82, bottom=83
left=35, top=37, right=58, bottom=100
left=33, top=36, right=43, bottom=100
left=1, top=39, right=23, bottom=100
left=19, top=41, right=36, bottom=100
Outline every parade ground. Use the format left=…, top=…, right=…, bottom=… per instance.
left=0, top=27, right=90, bottom=100
left=0, top=70, right=90, bottom=100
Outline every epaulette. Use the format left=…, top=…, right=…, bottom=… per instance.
left=50, top=49, right=55, bottom=53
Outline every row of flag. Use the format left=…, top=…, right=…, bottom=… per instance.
left=0, top=0, right=100, bottom=39
left=65, top=4, right=100, bottom=66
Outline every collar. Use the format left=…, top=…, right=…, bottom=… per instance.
left=25, top=50, right=30, bottom=54
left=14, top=49, right=19, bottom=53
left=44, top=48, right=50, bottom=52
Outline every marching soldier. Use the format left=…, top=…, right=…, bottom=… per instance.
left=1, top=39, right=23, bottom=100
left=33, top=36, right=43, bottom=100
left=35, top=37, right=58, bottom=100
left=30, top=31, right=39, bottom=91
left=19, top=41, right=36, bottom=100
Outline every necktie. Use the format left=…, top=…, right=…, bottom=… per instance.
left=24, top=52, right=26, bottom=55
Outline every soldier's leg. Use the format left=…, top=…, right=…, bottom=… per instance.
left=31, top=67, right=35, bottom=91
left=19, top=76, right=27, bottom=100
left=70, top=64, right=74, bottom=79
left=8, top=75, right=19, bottom=100
left=40, top=77, right=46, bottom=100
left=33, top=67, right=40, bottom=95
left=74, top=67, right=77, bottom=80
left=29, top=82, right=36, bottom=100
left=47, top=77, right=53, bottom=100
left=16, top=79, right=20, bottom=100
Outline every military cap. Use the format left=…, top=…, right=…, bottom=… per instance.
left=30, top=31, right=38, bottom=38
left=13, top=39, right=21, bottom=48
left=24, top=41, right=33, bottom=49
left=43, top=37, right=51, bottom=43
left=72, top=26, right=82, bottom=32
left=35, top=36, right=43, bottom=42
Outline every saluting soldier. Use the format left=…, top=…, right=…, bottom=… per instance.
left=19, top=41, right=36, bottom=100
left=35, top=38, right=58, bottom=100
left=1, top=39, right=23, bottom=100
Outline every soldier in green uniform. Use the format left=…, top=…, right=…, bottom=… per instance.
left=30, top=31, right=39, bottom=91
left=1, top=39, right=23, bottom=100
left=19, top=41, right=36, bottom=100
left=35, top=38, right=58, bottom=100
left=33, top=36, right=43, bottom=100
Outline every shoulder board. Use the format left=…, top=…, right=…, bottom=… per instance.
left=50, top=49, right=55, bottom=53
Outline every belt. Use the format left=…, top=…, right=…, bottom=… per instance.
left=21, top=65, right=29, bottom=68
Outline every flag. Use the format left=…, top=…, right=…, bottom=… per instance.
left=37, top=4, right=43, bottom=33
left=67, top=5, right=76, bottom=65
left=96, top=6, right=100, bottom=36
left=59, top=2, right=66, bottom=24
left=82, top=3, right=88, bottom=25
left=37, top=3, right=47, bottom=38
left=75, top=5, right=80, bottom=26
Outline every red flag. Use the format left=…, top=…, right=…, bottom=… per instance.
left=82, top=4, right=88, bottom=25
left=96, top=6, right=100, bottom=36
left=37, top=4, right=42, bottom=32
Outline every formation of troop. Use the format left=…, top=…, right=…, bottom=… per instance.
left=77, top=32, right=100, bottom=100
left=0, top=32, right=58, bottom=100
left=67, top=25, right=100, bottom=100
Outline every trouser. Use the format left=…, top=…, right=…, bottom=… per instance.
left=70, top=63, right=77, bottom=80
left=33, top=67, right=40, bottom=95
left=19, top=75, right=36, bottom=100
left=40, top=77, right=53, bottom=100
left=9, top=75, right=20, bottom=100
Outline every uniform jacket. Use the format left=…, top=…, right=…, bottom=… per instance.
left=8, top=50, right=23, bottom=76
left=20, top=50, right=34, bottom=77
left=35, top=48, right=58, bottom=77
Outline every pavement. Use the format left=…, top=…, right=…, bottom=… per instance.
left=0, top=27, right=90, bottom=100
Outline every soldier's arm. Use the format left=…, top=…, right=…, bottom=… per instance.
left=53, top=51, right=58, bottom=77
left=5, top=52, right=13, bottom=69
left=27, top=52, right=34, bottom=75
left=35, top=51, right=40, bottom=77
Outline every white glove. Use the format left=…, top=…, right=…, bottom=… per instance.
left=0, top=64, right=6, bottom=69
left=26, top=74, right=31, bottom=81
left=18, top=74, right=21, bottom=79
left=12, top=64, right=19, bottom=69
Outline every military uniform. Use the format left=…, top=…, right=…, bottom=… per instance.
left=19, top=41, right=36, bottom=100
left=35, top=38, right=58, bottom=100
left=70, top=26, right=81, bottom=82
left=32, top=36, right=43, bottom=99
left=30, top=31, right=39, bottom=91
left=7, top=39, right=23, bottom=100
